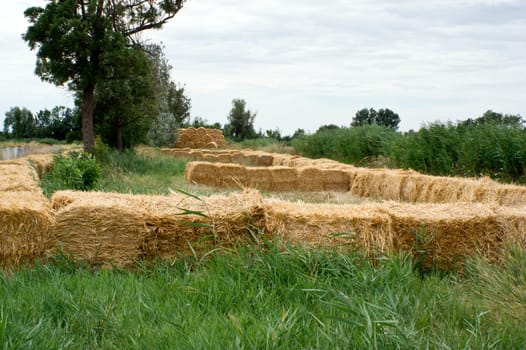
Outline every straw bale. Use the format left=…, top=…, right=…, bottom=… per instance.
left=24, top=153, right=55, bottom=176
left=272, top=154, right=293, bottom=166
left=386, top=202, right=502, bottom=267
left=194, top=142, right=206, bottom=149
left=203, top=154, right=219, bottom=163
left=0, top=161, right=40, bottom=192
left=186, top=127, right=197, bottom=137
left=0, top=191, right=55, bottom=264
left=189, top=150, right=204, bottom=161
left=323, top=169, right=350, bottom=192
left=290, top=157, right=315, bottom=168
left=202, top=134, right=213, bottom=144
left=184, top=141, right=195, bottom=149
left=185, top=162, right=220, bottom=187
left=297, top=167, right=325, bottom=192
left=206, top=142, right=219, bottom=149
left=230, top=151, right=244, bottom=164
left=171, top=149, right=193, bottom=159
left=178, top=133, right=190, bottom=143
left=493, top=184, right=526, bottom=206
left=246, top=167, right=273, bottom=191
left=51, top=190, right=266, bottom=265
left=270, top=167, right=298, bottom=192
left=160, top=148, right=173, bottom=155
left=218, top=163, right=248, bottom=188
left=174, top=141, right=185, bottom=148
left=216, top=154, right=233, bottom=163
left=263, top=199, right=392, bottom=251
left=196, top=127, right=207, bottom=137
left=256, top=153, right=274, bottom=166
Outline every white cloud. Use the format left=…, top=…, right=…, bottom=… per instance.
left=1, top=0, right=525, bottom=135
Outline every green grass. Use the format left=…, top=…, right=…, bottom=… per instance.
left=1, top=244, right=525, bottom=349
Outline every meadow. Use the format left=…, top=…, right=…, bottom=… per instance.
left=0, top=147, right=524, bottom=348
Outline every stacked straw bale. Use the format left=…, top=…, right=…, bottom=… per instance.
left=262, top=199, right=520, bottom=268
left=174, top=127, right=228, bottom=149
left=51, top=190, right=266, bottom=265
left=0, top=160, right=55, bottom=264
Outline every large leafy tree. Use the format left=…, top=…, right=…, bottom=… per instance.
left=3, top=107, right=36, bottom=138
left=352, top=107, right=400, bottom=130
left=225, top=99, right=257, bottom=141
left=23, top=0, right=186, bottom=152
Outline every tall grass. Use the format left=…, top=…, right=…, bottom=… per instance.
left=1, top=244, right=525, bottom=349
left=293, top=123, right=526, bottom=183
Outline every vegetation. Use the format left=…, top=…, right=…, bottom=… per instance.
left=352, top=107, right=401, bottom=130
left=293, top=110, right=526, bottom=183
left=1, top=243, right=525, bottom=348
left=23, top=0, right=186, bottom=152
left=41, top=152, right=102, bottom=195
left=224, top=98, right=258, bottom=141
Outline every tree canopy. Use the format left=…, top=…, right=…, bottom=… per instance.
left=352, top=108, right=400, bottom=130
left=23, top=0, right=186, bottom=152
left=225, top=99, right=257, bottom=141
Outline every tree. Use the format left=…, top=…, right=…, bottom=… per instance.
left=3, top=107, right=36, bottom=138
left=461, top=110, right=524, bottom=128
left=225, top=99, right=257, bottom=141
left=23, top=0, right=186, bottom=152
left=35, top=106, right=79, bottom=140
left=352, top=107, right=400, bottom=130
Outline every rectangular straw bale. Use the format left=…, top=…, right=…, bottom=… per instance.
left=297, top=167, right=325, bottom=192
left=245, top=167, right=273, bottom=191
left=185, top=161, right=221, bottom=187
left=24, top=153, right=55, bottom=177
left=493, top=184, right=526, bottom=206
left=272, top=154, right=292, bottom=166
left=290, top=157, right=315, bottom=168
left=160, top=148, right=173, bottom=155
left=270, top=166, right=298, bottom=192
left=0, top=161, right=40, bottom=192
left=51, top=190, right=266, bottom=265
left=263, top=199, right=392, bottom=252
left=218, top=163, right=248, bottom=188
left=189, top=150, right=204, bottom=160
left=256, top=153, right=274, bottom=166
left=322, top=169, right=351, bottom=192
left=349, top=168, right=390, bottom=199
left=385, top=202, right=502, bottom=268
left=230, top=151, right=244, bottom=164
left=0, top=191, right=55, bottom=264
left=203, top=154, right=219, bottom=162
left=216, top=154, right=233, bottom=163
left=171, top=149, right=193, bottom=159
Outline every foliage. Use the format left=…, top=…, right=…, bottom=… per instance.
left=293, top=125, right=399, bottom=165
left=352, top=108, right=401, bottom=130
left=94, top=45, right=158, bottom=150
left=23, top=0, right=186, bottom=152
left=3, top=107, right=36, bottom=138
left=41, top=152, right=102, bottom=195
left=1, top=245, right=525, bottom=348
left=460, top=109, right=524, bottom=127
left=224, top=98, right=257, bottom=141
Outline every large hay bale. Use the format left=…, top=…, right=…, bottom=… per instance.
left=178, top=133, right=190, bottom=143
left=186, top=127, right=197, bottom=137
left=246, top=167, right=273, bottom=191
left=206, top=141, right=219, bottom=149
left=189, top=150, right=204, bottom=161
left=256, top=153, right=274, bottom=167
left=51, top=190, right=266, bottom=265
left=0, top=191, right=55, bottom=264
left=0, top=161, right=40, bottom=192
left=270, top=167, right=298, bottom=192
left=218, top=163, right=248, bottom=188
left=297, top=167, right=325, bottom=192
left=185, top=162, right=220, bottom=187
left=24, top=153, right=55, bottom=176
left=196, top=127, right=207, bottom=137
left=323, top=169, right=350, bottom=192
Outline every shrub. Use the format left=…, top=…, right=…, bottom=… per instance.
left=42, top=152, right=102, bottom=194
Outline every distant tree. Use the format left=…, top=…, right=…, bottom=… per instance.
left=225, top=99, right=257, bottom=141
left=3, top=107, right=36, bottom=138
left=461, top=110, right=524, bottom=128
left=316, top=124, right=340, bottom=133
left=35, top=106, right=79, bottom=140
left=352, top=108, right=400, bottom=130
left=292, top=128, right=306, bottom=139
left=23, top=0, right=186, bottom=152
left=265, top=128, right=282, bottom=140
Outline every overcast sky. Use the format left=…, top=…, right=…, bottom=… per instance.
left=1, top=0, right=525, bottom=135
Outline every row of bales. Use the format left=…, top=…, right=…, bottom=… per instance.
left=160, top=148, right=526, bottom=207
left=2, top=147, right=526, bottom=269
left=173, top=127, right=228, bottom=149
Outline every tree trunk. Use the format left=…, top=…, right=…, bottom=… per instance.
left=81, top=82, right=96, bottom=153
left=115, top=123, right=123, bottom=151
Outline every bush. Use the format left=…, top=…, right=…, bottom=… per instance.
left=42, top=152, right=102, bottom=194
left=292, top=125, right=399, bottom=165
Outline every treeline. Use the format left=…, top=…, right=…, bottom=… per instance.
left=292, top=110, right=526, bottom=183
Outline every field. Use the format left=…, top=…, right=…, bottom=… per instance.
left=1, top=142, right=526, bottom=348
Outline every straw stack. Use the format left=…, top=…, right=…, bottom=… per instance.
left=0, top=160, right=55, bottom=264
left=51, top=190, right=266, bottom=266
left=174, top=127, right=228, bottom=149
